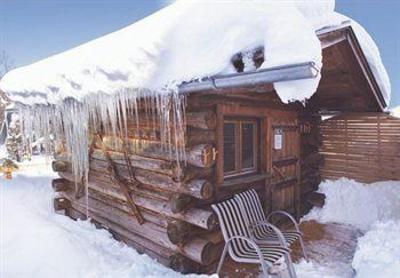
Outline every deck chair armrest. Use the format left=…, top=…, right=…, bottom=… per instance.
left=266, top=211, right=302, bottom=235
left=251, top=221, right=289, bottom=248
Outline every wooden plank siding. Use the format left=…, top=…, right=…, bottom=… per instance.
left=320, top=113, right=400, bottom=183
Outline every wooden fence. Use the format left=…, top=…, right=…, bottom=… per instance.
left=320, top=113, right=400, bottom=183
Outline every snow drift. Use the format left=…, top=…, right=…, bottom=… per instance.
left=303, top=178, right=400, bottom=230
left=304, top=178, right=400, bottom=277
left=352, top=220, right=400, bottom=278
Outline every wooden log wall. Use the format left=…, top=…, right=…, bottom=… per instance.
left=51, top=91, right=319, bottom=274
left=52, top=108, right=221, bottom=274
left=320, top=113, right=400, bottom=183
left=299, top=111, right=325, bottom=214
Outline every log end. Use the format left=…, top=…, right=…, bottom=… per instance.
left=53, top=197, right=71, bottom=212
left=170, top=194, right=194, bottom=213
left=52, top=160, right=68, bottom=172
left=52, top=178, right=71, bottom=192
left=167, top=220, right=193, bottom=245
left=200, top=180, right=213, bottom=200
left=206, top=213, right=219, bottom=231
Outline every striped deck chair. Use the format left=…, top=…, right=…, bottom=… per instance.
left=212, top=198, right=297, bottom=278
left=235, top=189, right=307, bottom=260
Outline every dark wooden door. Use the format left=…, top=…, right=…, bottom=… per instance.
left=269, top=117, right=300, bottom=216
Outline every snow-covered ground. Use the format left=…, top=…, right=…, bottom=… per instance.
left=0, top=157, right=214, bottom=278
left=305, top=178, right=400, bottom=278
left=1, top=158, right=399, bottom=278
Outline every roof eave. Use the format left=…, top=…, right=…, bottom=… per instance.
left=318, top=24, right=387, bottom=111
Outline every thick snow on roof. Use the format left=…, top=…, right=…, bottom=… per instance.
left=0, top=0, right=326, bottom=105
left=0, top=0, right=391, bottom=105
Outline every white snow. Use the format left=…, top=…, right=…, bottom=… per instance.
left=0, top=1, right=391, bottom=105
left=0, top=0, right=331, bottom=105
left=2, top=157, right=381, bottom=278
left=0, top=157, right=215, bottom=278
left=303, top=178, right=400, bottom=231
left=352, top=220, right=400, bottom=278
left=0, top=0, right=392, bottom=185
left=303, top=178, right=400, bottom=278
left=391, top=105, right=400, bottom=118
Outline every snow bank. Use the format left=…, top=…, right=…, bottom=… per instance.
left=0, top=157, right=214, bottom=278
left=303, top=178, right=400, bottom=230
left=352, top=220, right=400, bottom=278
left=304, top=179, right=400, bottom=277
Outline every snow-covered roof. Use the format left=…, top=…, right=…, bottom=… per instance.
left=0, top=0, right=391, bottom=106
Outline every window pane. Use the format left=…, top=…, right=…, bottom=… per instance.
left=223, top=123, right=236, bottom=172
left=242, top=123, right=255, bottom=169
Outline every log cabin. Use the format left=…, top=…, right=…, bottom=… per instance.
left=48, top=24, right=387, bottom=274
left=0, top=3, right=390, bottom=275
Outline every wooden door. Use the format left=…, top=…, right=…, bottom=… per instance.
left=269, top=117, right=300, bottom=217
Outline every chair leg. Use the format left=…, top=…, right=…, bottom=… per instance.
left=299, top=236, right=308, bottom=261
left=258, top=256, right=270, bottom=278
left=284, top=253, right=297, bottom=278
left=216, top=243, right=229, bottom=275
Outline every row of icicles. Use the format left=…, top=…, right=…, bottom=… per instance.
left=17, top=89, right=187, bottom=215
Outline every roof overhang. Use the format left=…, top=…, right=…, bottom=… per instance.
left=312, top=24, right=386, bottom=112
left=180, top=24, right=387, bottom=113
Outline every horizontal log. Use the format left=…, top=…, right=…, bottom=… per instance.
left=99, top=136, right=215, bottom=168
left=186, top=111, right=217, bottom=130
left=59, top=170, right=168, bottom=201
left=61, top=191, right=219, bottom=265
left=55, top=178, right=217, bottom=230
left=54, top=159, right=212, bottom=200
left=89, top=154, right=213, bottom=182
left=126, top=110, right=217, bottom=131
left=135, top=169, right=212, bottom=200
left=90, top=149, right=183, bottom=178
left=106, top=127, right=215, bottom=147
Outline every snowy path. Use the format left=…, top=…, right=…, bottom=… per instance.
left=1, top=158, right=399, bottom=278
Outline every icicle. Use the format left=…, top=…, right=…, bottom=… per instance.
left=15, top=86, right=187, bottom=218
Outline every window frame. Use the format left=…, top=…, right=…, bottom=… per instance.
left=223, top=117, right=259, bottom=178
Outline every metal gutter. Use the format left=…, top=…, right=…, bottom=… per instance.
left=178, top=61, right=319, bottom=94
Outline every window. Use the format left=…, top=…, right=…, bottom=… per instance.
left=223, top=119, right=258, bottom=177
